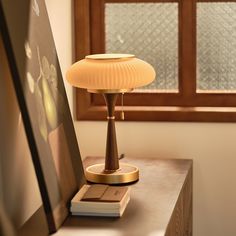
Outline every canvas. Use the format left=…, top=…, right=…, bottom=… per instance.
left=0, top=0, right=85, bottom=232
left=0, top=33, right=49, bottom=236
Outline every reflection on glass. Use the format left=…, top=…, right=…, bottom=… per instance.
left=105, top=3, right=178, bottom=92
left=197, top=3, right=236, bottom=92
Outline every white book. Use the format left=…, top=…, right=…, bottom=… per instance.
left=71, top=196, right=130, bottom=217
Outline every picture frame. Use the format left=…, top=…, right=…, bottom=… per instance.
left=0, top=0, right=86, bottom=233
left=0, top=34, right=48, bottom=236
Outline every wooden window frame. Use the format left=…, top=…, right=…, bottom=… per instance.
left=74, top=0, right=236, bottom=122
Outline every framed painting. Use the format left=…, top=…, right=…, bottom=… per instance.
left=0, top=34, right=48, bottom=236
left=0, top=0, right=85, bottom=233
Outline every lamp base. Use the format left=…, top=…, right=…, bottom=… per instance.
left=85, top=163, right=139, bottom=184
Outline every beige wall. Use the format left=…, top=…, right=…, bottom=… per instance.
left=46, top=1, right=236, bottom=235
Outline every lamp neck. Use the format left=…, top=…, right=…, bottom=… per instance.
left=104, top=93, right=117, bottom=117
left=103, top=93, right=119, bottom=172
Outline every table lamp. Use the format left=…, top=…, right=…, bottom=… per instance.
left=66, top=54, right=155, bottom=184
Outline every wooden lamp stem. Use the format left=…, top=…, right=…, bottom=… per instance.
left=103, top=93, right=119, bottom=172
left=85, top=92, right=139, bottom=184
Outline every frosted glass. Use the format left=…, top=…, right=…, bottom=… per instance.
left=105, top=3, right=178, bottom=92
left=197, top=3, right=236, bottom=92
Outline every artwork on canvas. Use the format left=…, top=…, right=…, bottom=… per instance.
left=0, top=35, right=49, bottom=236
left=0, top=0, right=85, bottom=232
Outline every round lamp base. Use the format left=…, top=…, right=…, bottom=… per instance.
left=85, top=163, right=139, bottom=184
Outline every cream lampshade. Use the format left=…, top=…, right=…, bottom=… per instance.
left=66, top=54, right=155, bottom=184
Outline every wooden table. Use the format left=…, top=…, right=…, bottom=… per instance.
left=53, top=157, right=192, bottom=236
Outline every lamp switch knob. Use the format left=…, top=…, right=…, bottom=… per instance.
left=121, top=111, right=125, bottom=120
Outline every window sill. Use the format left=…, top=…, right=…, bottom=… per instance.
left=76, top=104, right=236, bottom=122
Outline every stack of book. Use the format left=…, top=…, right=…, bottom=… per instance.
left=70, top=184, right=130, bottom=217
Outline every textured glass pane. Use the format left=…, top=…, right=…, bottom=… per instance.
left=197, top=3, right=236, bottom=92
left=105, top=3, right=178, bottom=92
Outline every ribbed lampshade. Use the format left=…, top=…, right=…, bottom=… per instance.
left=66, top=54, right=155, bottom=90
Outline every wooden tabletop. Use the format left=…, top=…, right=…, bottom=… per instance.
left=53, top=157, right=192, bottom=236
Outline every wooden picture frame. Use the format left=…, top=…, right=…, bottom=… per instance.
left=0, top=0, right=85, bottom=233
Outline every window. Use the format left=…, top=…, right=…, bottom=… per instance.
left=74, top=0, right=236, bottom=121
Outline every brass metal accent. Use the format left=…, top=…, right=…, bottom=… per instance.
left=85, top=54, right=135, bottom=60
left=107, top=116, right=115, bottom=120
left=121, top=93, right=125, bottom=120
left=88, top=88, right=133, bottom=94
left=85, top=163, right=139, bottom=184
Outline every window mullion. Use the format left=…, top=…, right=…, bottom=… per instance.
left=179, top=0, right=196, bottom=101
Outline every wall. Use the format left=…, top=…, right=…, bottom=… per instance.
left=46, top=1, right=236, bottom=235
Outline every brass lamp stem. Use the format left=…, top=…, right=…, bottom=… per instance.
left=103, top=93, right=119, bottom=172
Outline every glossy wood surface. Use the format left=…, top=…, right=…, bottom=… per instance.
left=53, top=157, right=192, bottom=236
